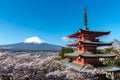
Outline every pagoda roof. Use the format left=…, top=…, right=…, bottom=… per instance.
left=68, top=29, right=110, bottom=38
left=65, top=52, right=116, bottom=58
left=64, top=62, right=94, bottom=71
left=67, top=40, right=112, bottom=47
left=65, top=52, right=81, bottom=57
left=80, top=41, right=112, bottom=45
left=67, top=30, right=81, bottom=38
left=80, top=53, right=116, bottom=58
left=98, top=66, right=120, bottom=72
left=64, top=62, right=84, bottom=71
left=64, top=63, right=120, bottom=72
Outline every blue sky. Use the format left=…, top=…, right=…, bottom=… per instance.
left=0, top=0, right=120, bottom=46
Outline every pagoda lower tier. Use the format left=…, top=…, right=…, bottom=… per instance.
left=65, top=52, right=117, bottom=67
left=64, top=52, right=120, bottom=79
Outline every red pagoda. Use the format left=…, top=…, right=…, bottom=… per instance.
left=64, top=6, right=120, bottom=79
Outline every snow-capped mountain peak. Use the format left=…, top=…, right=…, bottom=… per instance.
left=24, top=36, right=45, bottom=44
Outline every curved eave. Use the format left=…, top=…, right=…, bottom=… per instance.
left=64, top=53, right=80, bottom=57
left=98, top=66, right=120, bottom=72
left=67, top=40, right=80, bottom=47
left=67, top=29, right=110, bottom=38
left=67, top=41, right=112, bottom=47
left=80, top=29, right=110, bottom=37
left=67, top=30, right=80, bottom=38
left=80, top=41, right=112, bottom=46
left=80, top=53, right=116, bottom=58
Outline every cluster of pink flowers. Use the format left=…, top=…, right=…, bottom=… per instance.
left=0, top=52, right=99, bottom=80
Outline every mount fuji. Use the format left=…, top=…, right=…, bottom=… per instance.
left=1, top=37, right=62, bottom=51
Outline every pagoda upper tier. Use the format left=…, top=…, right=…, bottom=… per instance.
left=67, top=40, right=112, bottom=47
left=68, top=29, right=110, bottom=38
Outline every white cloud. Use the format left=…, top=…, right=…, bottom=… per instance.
left=62, top=37, right=70, bottom=42
left=24, top=36, right=45, bottom=44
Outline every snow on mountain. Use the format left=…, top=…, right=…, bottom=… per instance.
left=24, top=36, right=45, bottom=44
left=1, top=36, right=62, bottom=51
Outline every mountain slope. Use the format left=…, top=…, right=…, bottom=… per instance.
left=1, top=42, right=62, bottom=51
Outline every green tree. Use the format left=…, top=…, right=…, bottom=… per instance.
left=114, top=58, right=120, bottom=67
left=59, top=47, right=65, bottom=59
left=59, top=47, right=73, bottom=59
left=104, top=59, right=114, bottom=66
left=101, top=47, right=118, bottom=54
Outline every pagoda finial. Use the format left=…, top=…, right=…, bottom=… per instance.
left=84, top=5, right=89, bottom=30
